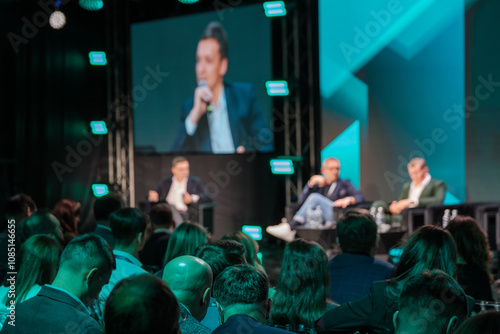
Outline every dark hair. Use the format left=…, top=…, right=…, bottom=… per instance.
left=270, top=239, right=330, bottom=331
left=194, top=240, right=246, bottom=282
left=213, top=264, right=268, bottom=308
left=60, top=233, right=116, bottom=278
left=105, top=274, right=180, bottom=334
left=200, top=21, right=228, bottom=59
left=398, top=270, right=468, bottom=334
left=93, top=193, right=125, bottom=221
left=52, top=199, right=81, bottom=237
left=109, top=208, right=148, bottom=245
left=337, top=209, right=377, bottom=255
left=5, top=193, right=37, bottom=218
left=220, top=231, right=264, bottom=272
left=391, top=225, right=457, bottom=296
left=163, top=222, right=208, bottom=265
left=18, top=209, right=62, bottom=243
left=446, top=215, right=492, bottom=282
left=171, top=156, right=188, bottom=167
left=3, top=235, right=61, bottom=306
left=455, top=310, right=500, bottom=334
left=149, top=204, right=174, bottom=229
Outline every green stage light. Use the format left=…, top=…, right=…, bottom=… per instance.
left=257, top=252, right=263, bottom=264
left=242, top=225, right=262, bottom=241
left=178, top=0, right=199, bottom=3
left=266, top=81, right=289, bottom=96
left=270, top=159, right=294, bottom=175
left=79, top=0, right=103, bottom=11
left=89, top=51, right=107, bottom=66
left=92, top=184, right=109, bottom=197
left=263, top=1, right=286, bottom=17
left=90, top=121, right=108, bottom=135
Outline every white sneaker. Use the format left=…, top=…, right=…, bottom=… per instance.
left=266, top=219, right=296, bottom=242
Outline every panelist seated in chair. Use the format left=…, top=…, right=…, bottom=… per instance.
left=372, top=157, right=446, bottom=216
left=148, top=156, right=212, bottom=225
left=266, top=157, right=364, bottom=242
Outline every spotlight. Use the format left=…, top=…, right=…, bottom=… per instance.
left=266, top=81, right=289, bottom=96
left=49, top=10, right=66, bottom=29
left=79, top=0, right=103, bottom=11
left=242, top=225, right=263, bottom=241
left=92, top=184, right=109, bottom=197
left=178, top=0, right=199, bottom=4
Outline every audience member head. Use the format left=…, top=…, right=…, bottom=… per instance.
left=194, top=240, right=246, bottom=285
left=109, top=208, right=150, bottom=254
left=171, top=156, right=190, bottom=181
left=220, top=231, right=264, bottom=273
left=149, top=203, right=175, bottom=231
left=455, top=310, right=500, bottom=334
left=271, top=239, right=330, bottom=331
left=163, top=222, right=208, bottom=265
left=214, top=264, right=270, bottom=324
left=93, top=192, right=125, bottom=224
left=392, top=226, right=457, bottom=293
left=407, top=157, right=428, bottom=185
left=5, top=193, right=37, bottom=223
left=394, top=270, right=468, bottom=334
left=163, top=255, right=213, bottom=321
left=446, top=215, right=491, bottom=277
left=105, top=274, right=180, bottom=334
left=3, top=235, right=61, bottom=305
left=52, top=199, right=81, bottom=244
left=53, top=233, right=115, bottom=306
left=18, top=209, right=64, bottom=243
left=337, top=209, right=378, bottom=256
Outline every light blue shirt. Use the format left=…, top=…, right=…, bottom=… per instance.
left=185, top=86, right=236, bottom=153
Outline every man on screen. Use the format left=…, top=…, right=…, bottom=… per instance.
left=171, top=21, right=273, bottom=154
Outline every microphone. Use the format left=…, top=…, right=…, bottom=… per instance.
left=198, top=80, right=213, bottom=115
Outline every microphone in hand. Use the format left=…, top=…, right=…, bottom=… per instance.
left=198, top=80, right=213, bottom=115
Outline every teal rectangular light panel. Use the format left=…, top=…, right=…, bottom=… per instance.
left=242, top=225, right=262, bottom=241
left=263, top=1, right=286, bottom=17
left=266, top=81, right=289, bottom=96
left=270, top=159, right=294, bottom=175
left=89, top=51, right=107, bottom=65
left=90, top=121, right=108, bottom=135
left=92, top=184, right=109, bottom=197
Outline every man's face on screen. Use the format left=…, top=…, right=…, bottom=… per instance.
left=196, top=38, right=228, bottom=91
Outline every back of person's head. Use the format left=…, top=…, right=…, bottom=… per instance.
left=200, top=21, right=228, bottom=59
left=395, top=270, right=468, bottom=334
left=163, top=222, right=208, bottom=265
left=194, top=240, right=246, bottom=282
left=59, top=233, right=115, bottom=281
left=272, top=239, right=329, bottom=330
left=163, top=255, right=212, bottom=321
left=220, top=231, right=263, bottom=271
left=5, top=235, right=61, bottom=305
left=105, top=274, right=180, bottom=334
left=393, top=225, right=457, bottom=284
left=93, top=192, right=125, bottom=221
left=18, top=209, right=63, bottom=243
left=149, top=204, right=174, bottom=229
left=455, top=310, right=500, bottom=334
left=52, top=199, right=81, bottom=235
left=214, top=264, right=269, bottom=318
left=337, top=209, right=377, bottom=255
left=446, top=215, right=491, bottom=275
left=5, top=193, right=37, bottom=220
left=109, top=208, right=149, bottom=246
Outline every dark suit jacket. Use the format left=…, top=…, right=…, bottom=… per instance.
left=1, top=285, right=102, bottom=333
left=171, top=81, right=273, bottom=153
left=139, top=230, right=171, bottom=270
left=154, top=176, right=212, bottom=205
left=213, top=314, right=291, bottom=334
left=400, top=178, right=446, bottom=206
left=328, top=252, right=394, bottom=305
left=300, top=178, right=365, bottom=204
left=179, top=303, right=212, bottom=334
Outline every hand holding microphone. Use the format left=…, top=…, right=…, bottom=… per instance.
left=189, top=80, right=213, bottom=125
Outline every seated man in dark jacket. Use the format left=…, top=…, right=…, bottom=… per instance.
left=267, top=157, right=364, bottom=242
